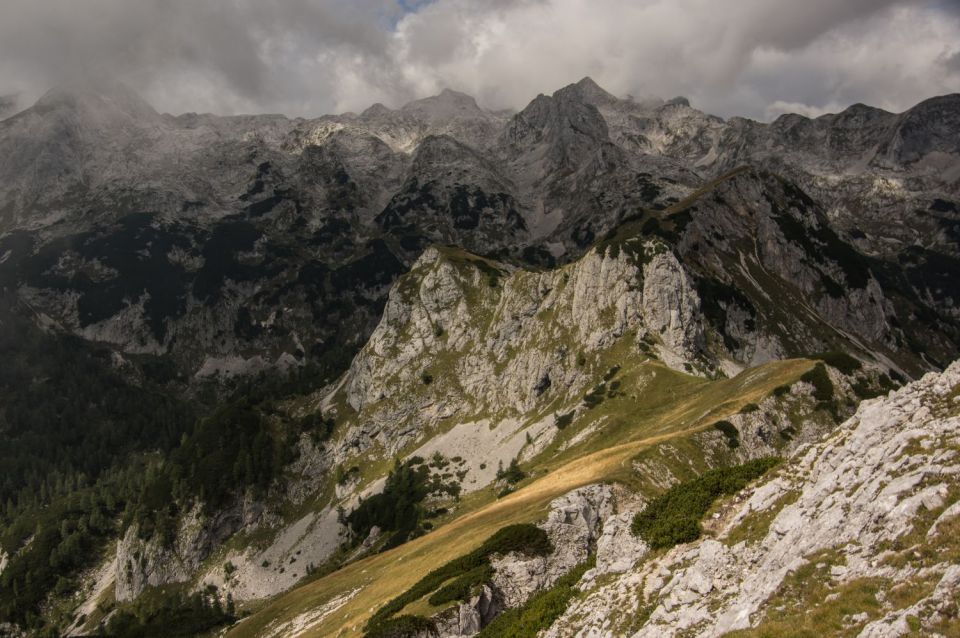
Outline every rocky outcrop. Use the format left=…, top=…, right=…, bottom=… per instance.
left=115, top=499, right=262, bottom=601
left=432, top=584, right=502, bottom=638
left=546, top=360, right=960, bottom=637
left=638, top=251, right=704, bottom=368
left=492, top=485, right=613, bottom=609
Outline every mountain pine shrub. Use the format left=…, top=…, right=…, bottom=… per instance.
left=632, top=457, right=781, bottom=549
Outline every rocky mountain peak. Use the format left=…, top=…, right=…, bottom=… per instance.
left=502, top=81, right=610, bottom=150
left=360, top=102, right=393, bottom=119
left=402, top=88, right=485, bottom=119
left=561, top=76, right=619, bottom=106
left=888, top=92, right=960, bottom=163
left=29, top=82, right=158, bottom=123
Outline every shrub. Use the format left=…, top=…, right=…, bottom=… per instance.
left=801, top=363, right=835, bottom=403
left=496, top=458, right=526, bottom=485
left=740, top=403, right=760, bottom=414
left=809, top=351, right=862, bottom=375
left=555, top=412, right=574, bottom=430
left=427, top=563, right=494, bottom=606
left=582, top=383, right=607, bottom=409
left=336, top=465, right=360, bottom=485
left=480, top=524, right=552, bottom=557
left=632, top=458, right=780, bottom=549
left=713, top=420, right=740, bottom=449
left=365, top=615, right=437, bottom=638
left=421, top=372, right=433, bottom=385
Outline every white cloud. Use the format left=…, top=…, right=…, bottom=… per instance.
left=0, top=0, right=957, bottom=120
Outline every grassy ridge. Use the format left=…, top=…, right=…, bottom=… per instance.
left=226, top=358, right=815, bottom=638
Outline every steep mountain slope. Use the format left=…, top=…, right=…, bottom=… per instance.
left=0, top=80, right=957, bottom=380
left=546, top=361, right=960, bottom=638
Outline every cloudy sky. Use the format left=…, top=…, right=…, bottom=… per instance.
left=1, top=0, right=958, bottom=121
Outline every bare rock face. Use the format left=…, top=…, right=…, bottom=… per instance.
left=545, top=360, right=960, bottom=637
left=432, top=584, right=502, bottom=638
left=115, top=499, right=260, bottom=601
left=639, top=250, right=704, bottom=368
left=591, top=512, right=649, bottom=579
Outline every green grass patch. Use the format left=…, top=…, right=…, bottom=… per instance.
left=632, top=458, right=780, bottom=549
left=725, top=489, right=800, bottom=546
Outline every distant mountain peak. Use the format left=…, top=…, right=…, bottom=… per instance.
left=558, top=76, right=619, bottom=106
left=32, top=82, right=157, bottom=120
left=402, top=88, right=483, bottom=117
left=360, top=102, right=393, bottom=118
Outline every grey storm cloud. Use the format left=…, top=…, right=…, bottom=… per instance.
left=0, top=0, right=958, bottom=120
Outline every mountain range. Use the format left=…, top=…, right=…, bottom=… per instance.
left=0, top=78, right=958, bottom=638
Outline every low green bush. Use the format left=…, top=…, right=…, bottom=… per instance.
left=427, top=563, right=495, bottom=606
left=364, top=615, right=437, bottom=638
left=713, top=420, right=740, bottom=449
left=632, top=458, right=780, bottom=549
left=583, top=383, right=607, bottom=409
left=801, top=363, right=835, bottom=403
left=554, top=412, right=574, bottom=430
left=497, top=458, right=526, bottom=485
left=808, top=351, right=862, bottom=375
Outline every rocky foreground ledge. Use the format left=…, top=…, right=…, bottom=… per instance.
left=540, top=361, right=960, bottom=637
